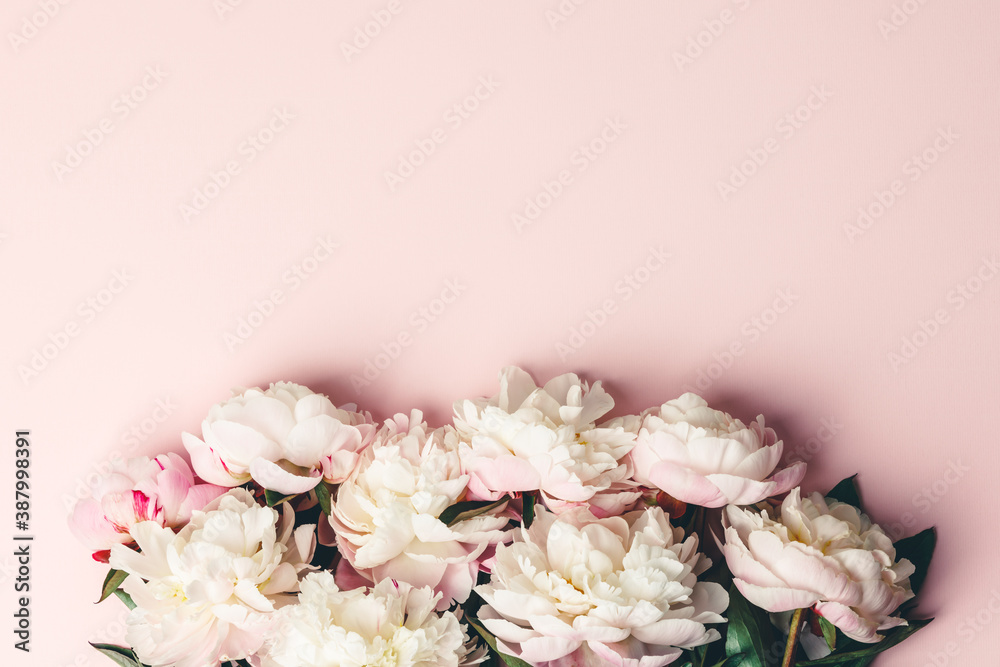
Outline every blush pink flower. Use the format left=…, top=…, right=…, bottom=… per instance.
left=69, top=453, right=226, bottom=561
left=453, top=366, right=640, bottom=517
left=722, top=488, right=915, bottom=643
left=182, top=382, right=376, bottom=496
left=630, top=394, right=805, bottom=508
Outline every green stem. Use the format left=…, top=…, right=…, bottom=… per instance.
left=781, top=608, right=806, bottom=667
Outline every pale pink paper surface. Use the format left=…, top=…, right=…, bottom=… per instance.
left=1, top=2, right=998, bottom=666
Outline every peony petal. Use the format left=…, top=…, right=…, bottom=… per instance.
left=177, top=484, right=227, bottom=523
left=630, top=617, right=712, bottom=647
left=182, top=431, right=243, bottom=487
left=733, top=578, right=821, bottom=612
left=730, top=442, right=783, bottom=480
left=284, top=416, right=362, bottom=467
left=516, top=634, right=581, bottom=663
left=248, top=458, right=321, bottom=495
left=646, top=461, right=727, bottom=507
left=68, top=499, right=124, bottom=551
left=814, top=601, right=881, bottom=643
left=466, top=453, right=542, bottom=495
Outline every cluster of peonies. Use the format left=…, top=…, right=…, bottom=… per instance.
left=70, top=369, right=932, bottom=667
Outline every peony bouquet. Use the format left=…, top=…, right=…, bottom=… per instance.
left=70, top=368, right=935, bottom=667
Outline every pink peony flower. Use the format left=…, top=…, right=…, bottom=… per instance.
left=327, top=411, right=512, bottom=609
left=182, top=382, right=376, bottom=496
left=68, top=452, right=226, bottom=560
left=453, top=366, right=640, bottom=517
left=722, top=488, right=915, bottom=643
left=630, top=393, right=805, bottom=508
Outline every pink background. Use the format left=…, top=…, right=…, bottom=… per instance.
left=2, top=2, right=999, bottom=666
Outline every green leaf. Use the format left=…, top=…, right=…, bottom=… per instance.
left=818, top=616, right=837, bottom=651
left=264, top=489, right=295, bottom=507
left=465, top=615, right=532, bottom=667
left=314, top=482, right=333, bottom=516
left=522, top=493, right=535, bottom=529
left=825, top=475, right=862, bottom=509
left=798, top=619, right=932, bottom=665
left=894, top=527, right=936, bottom=596
left=113, top=589, right=137, bottom=610
left=725, top=585, right=777, bottom=667
left=99, top=569, right=129, bottom=603
left=89, top=643, right=142, bottom=667
left=439, top=496, right=510, bottom=527
left=712, top=656, right=750, bottom=667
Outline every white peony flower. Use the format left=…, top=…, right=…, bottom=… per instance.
left=109, top=489, right=316, bottom=667
left=182, top=382, right=375, bottom=495
left=261, top=571, right=483, bottom=667
left=453, top=366, right=640, bottom=517
left=723, top=488, right=915, bottom=643
left=328, top=410, right=511, bottom=609
left=630, top=393, right=805, bottom=508
left=476, top=506, right=728, bottom=667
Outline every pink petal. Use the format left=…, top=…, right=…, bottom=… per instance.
left=814, top=601, right=880, bottom=643
left=177, top=484, right=227, bottom=523
left=68, top=499, right=123, bottom=551
left=734, top=578, right=821, bottom=612
left=767, top=461, right=807, bottom=496
left=587, top=637, right=683, bottom=667
left=516, top=635, right=581, bottom=663
left=466, top=454, right=541, bottom=495
left=146, top=468, right=191, bottom=524
left=646, top=461, right=727, bottom=507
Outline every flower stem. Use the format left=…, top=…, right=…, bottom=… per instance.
left=781, top=608, right=806, bottom=667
